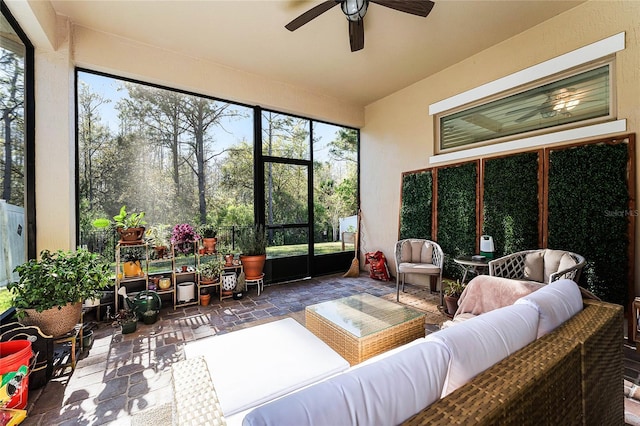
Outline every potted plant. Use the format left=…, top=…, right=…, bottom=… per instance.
left=145, top=224, right=170, bottom=258
left=7, top=249, right=111, bottom=337
left=110, top=308, right=139, bottom=334
left=237, top=224, right=267, bottom=280
left=93, top=205, right=147, bottom=244
left=199, top=259, right=223, bottom=284
left=443, top=279, right=465, bottom=318
left=121, top=247, right=144, bottom=277
left=171, top=223, right=200, bottom=255
left=198, top=224, right=218, bottom=254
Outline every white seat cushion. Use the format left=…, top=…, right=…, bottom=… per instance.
left=242, top=341, right=450, bottom=426
left=425, top=303, right=539, bottom=396
left=515, top=278, right=583, bottom=338
left=184, top=318, right=349, bottom=416
left=398, top=262, right=440, bottom=274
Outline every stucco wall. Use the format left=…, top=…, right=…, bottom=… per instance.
left=362, top=0, right=640, bottom=292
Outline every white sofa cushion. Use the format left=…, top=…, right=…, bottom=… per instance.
left=515, top=278, right=583, bottom=338
left=242, top=341, right=450, bottom=426
left=425, top=303, right=539, bottom=396
left=184, top=318, right=349, bottom=416
left=400, top=239, right=433, bottom=264
left=524, top=251, right=544, bottom=282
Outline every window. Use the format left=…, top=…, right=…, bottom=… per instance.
left=437, top=61, right=613, bottom=153
left=1, top=4, right=33, bottom=288
left=77, top=70, right=254, bottom=259
left=77, top=71, right=359, bottom=274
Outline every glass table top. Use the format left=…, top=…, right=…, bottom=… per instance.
left=305, top=293, right=424, bottom=338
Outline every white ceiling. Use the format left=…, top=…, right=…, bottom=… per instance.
left=50, top=0, right=584, bottom=107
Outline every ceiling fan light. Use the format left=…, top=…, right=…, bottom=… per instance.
left=342, top=0, right=369, bottom=21
left=566, top=99, right=580, bottom=110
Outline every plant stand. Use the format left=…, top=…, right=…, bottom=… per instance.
left=245, top=273, right=265, bottom=296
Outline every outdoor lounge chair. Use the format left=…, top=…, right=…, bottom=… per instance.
left=394, top=239, right=444, bottom=305
left=489, top=249, right=586, bottom=284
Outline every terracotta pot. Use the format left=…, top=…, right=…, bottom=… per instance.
left=118, top=227, right=145, bottom=244
left=154, top=246, right=167, bottom=259
left=240, top=254, right=266, bottom=280
left=444, top=295, right=459, bottom=318
left=22, top=302, right=82, bottom=338
left=200, top=293, right=211, bottom=306
left=123, top=260, right=143, bottom=277
left=224, top=254, right=234, bottom=267
left=202, top=238, right=218, bottom=254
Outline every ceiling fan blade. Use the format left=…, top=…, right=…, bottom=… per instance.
left=349, top=19, right=364, bottom=52
left=515, top=107, right=542, bottom=123
left=370, top=0, right=435, bottom=17
left=285, top=0, right=340, bottom=31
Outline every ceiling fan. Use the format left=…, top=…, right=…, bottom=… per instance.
left=285, top=0, right=435, bottom=52
left=507, top=88, right=583, bottom=123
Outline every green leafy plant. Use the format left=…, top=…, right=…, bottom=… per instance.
left=145, top=224, right=170, bottom=247
left=237, top=224, right=267, bottom=256
left=198, top=224, right=217, bottom=239
left=199, top=259, right=223, bottom=280
left=8, top=249, right=111, bottom=314
left=92, top=205, right=147, bottom=229
left=443, top=279, right=465, bottom=298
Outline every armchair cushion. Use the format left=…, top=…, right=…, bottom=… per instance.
left=515, top=278, right=583, bottom=338
left=398, top=262, right=440, bottom=274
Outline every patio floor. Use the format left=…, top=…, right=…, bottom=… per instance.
left=15, top=272, right=640, bottom=425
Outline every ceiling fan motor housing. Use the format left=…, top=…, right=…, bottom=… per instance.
left=341, top=0, right=369, bottom=21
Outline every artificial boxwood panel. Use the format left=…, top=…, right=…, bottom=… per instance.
left=399, top=171, right=432, bottom=240
left=437, top=162, right=477, bottom=279
left=483, top=152, right=540, bottom=257
left=548, top=142, right=629, bottom=306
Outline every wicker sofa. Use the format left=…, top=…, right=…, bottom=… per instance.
left=405, top=297, right=623, bottom=425
left=177, top=282, right=623, bottom=425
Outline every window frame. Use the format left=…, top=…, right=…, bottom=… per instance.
left=1, top=2, right=36, bottom=260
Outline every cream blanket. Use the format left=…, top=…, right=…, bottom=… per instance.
left=455, top=275, right=543, bottom=317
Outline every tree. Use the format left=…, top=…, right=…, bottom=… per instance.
left=0, top=50, right=24, bottom=204
left=78, top=82, right=112, bottom=209
left=328, top=128, right=357, bottom=163
left=180, top=96, right=244, bottom=224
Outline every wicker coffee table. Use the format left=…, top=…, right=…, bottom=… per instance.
left=305, top=293, right=426, bottom=365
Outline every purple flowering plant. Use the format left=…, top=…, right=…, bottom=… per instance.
left=171, top=223, right=200, bottom=254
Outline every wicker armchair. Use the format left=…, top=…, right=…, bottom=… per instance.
left=394, top=239, right=444, bottom=305
left=489, top=249, right=586, bottom=284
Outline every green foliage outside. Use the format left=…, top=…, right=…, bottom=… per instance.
left=77, top=73, right=357, bottom=259
left=548, top=142, right=630, bottom=306
left=483, top=153, right=539, bottom=257
left=399, top=171, right=432, bottom=240
left=437, top=163, right=477, bottom=279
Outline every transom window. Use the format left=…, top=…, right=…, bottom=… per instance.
left=437, top=61, right=613, bottom=153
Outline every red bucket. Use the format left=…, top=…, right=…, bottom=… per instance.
left=0, top=340, right=32, bottom=409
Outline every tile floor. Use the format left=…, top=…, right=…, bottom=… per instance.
left=16, top=273, right=639, bottom=425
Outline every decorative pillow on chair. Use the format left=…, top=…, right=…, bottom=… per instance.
left=523, top=251, right=544, bottom=282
